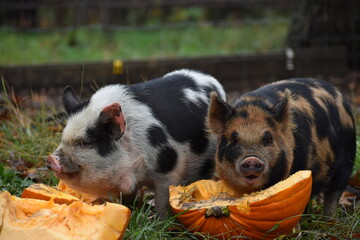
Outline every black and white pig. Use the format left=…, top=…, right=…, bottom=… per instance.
left=47, top=69, right=226, bottom=217
left=207, top=78, right=356, bottom=217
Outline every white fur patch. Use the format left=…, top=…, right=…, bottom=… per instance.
left=183, top=88, right=208, bottom=105
left=165, top=69, right=227, bottom=101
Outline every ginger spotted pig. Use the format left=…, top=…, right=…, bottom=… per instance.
left=207, top=78, right=356, bottom=216
left=47, top=69, right=226, bottom=218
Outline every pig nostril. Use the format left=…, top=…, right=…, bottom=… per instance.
left=242, top=163, right=250, bottom=169
left=255, top=163, right=263, bottom=169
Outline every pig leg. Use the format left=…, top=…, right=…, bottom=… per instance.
left=154, top=182, right=172, bottom=219
left=323, top=149, right=354, bottom=217
left=323, top=189, right=342, bottom=217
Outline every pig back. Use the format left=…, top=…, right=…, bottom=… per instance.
left=127, top=69, right=226, bottom=182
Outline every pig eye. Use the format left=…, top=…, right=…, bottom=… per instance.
left=230, top=132, right=239, bottom=145
left=262, top=131, right=273, bottom=146
left=76, top=139, right=94, bottom=147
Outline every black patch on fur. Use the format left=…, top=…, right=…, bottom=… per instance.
left=242, top=80, right=311, bottom=109
left=86, top=121, right=117, bottom=157
left=310, top=144, right=317, bottom=163
left=311, top=153, right=330, bottom=195
left=313, top=79, right=337, bottom=96
left=310, top=160, right=321, bottom=180
left=62, top=87, right=90, bottom=116
left=156, top=146, right=178, bottom=173
left=323, top=125, right=356, bottom=195
left=262, top=131, right=273, bottom=146
left=230, top=132, right=239, bottom=145
left=217, top=136, right=227, bottom=162
left=129, top=73, right=220, bottom=155
left=311, top=102, right=330, bottom=140
left=265, top=117, right=276, bottom=128
left=224, top=145, right=242, bottom=162
left=147, top=125, right=167, bottom=147
left=233, top=99, right=273, bottom=115
left=66, top=100, right=90, bottom=116
left=272, top=79, right=332, bottom=141
left=290, top=110, right=312, bottom=173
left=190, top=130, right=209, bottom=154
left=311, top=178, right=327, bottom=195
left=217, top=135, right=242, bottom=163
left=237, top=110, right=249, bottom=118
left=325, top=100, right=343, bottom=150
left=325, top=134, right=355, bottom=193
left=265, top=150, right=287, bottom=188
left=272, top=97, right=288, bottom=122
left=198, top=158, right=215, bottom=178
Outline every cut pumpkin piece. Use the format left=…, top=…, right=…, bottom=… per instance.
left=21, top=183, right=80, bottom=205
left=169, top=170, right=312, bottom=240
left=0, top=191, right=131, bottom=240
left=21, top=181, right=98, bottom=205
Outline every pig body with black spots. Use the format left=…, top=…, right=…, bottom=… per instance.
left=47, top=69, right=226, bottom=217
left=207, top=78, right=356, bottom=216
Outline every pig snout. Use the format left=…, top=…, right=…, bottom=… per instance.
left=47, top=155, right=62, bottom=174
left=238, top=157, right=265, bottom=180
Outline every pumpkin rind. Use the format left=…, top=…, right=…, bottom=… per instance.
left=169, top=170, right=312, bottom=240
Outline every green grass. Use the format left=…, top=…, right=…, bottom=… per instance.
left=0, top=18, right=289, bottom=65
left=293, top=202, right=360, bottom=239
left=0, top=82, right=60, bottom=190
left=123, top=197, right=211, bottom=240
left=0, top=162, right=33, bottom=196
left=0, top=86, right=62, bottom=168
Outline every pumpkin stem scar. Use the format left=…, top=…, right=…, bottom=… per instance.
left=205, top=206, right=230, bottom=218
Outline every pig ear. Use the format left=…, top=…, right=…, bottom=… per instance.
left=272, top=89, right=291, bottom=122
left=63, top=86, right=81, bottom=114
left=99, top=103, right=126, bottom=141
left=207, top=92, right=232, bottom=134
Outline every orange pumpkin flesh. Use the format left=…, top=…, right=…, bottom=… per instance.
left=56, top=180, right=99, bottom=204
left=0, top=184, right=131, bottom=240
left=21, top=183, right=80, bottom=205
left=21, top=181, right=99, bottom=205
left=169, top=170, right=312, bottom=240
